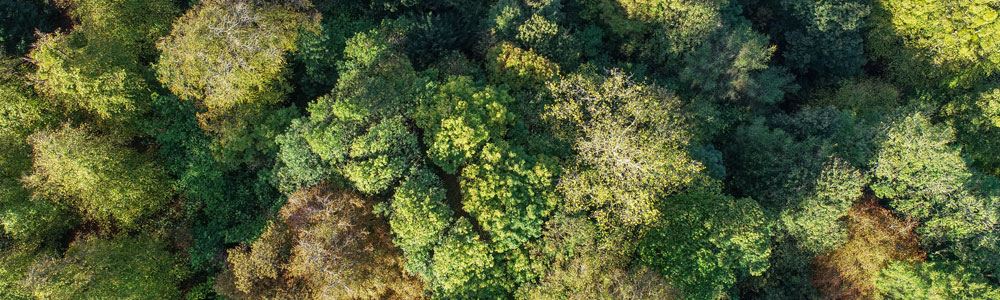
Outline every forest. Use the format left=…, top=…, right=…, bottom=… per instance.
left=1, top=0, right=1000, bottom=299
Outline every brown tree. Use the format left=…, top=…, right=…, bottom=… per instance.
left=219, top=183, right=424, bottom=299
left=812, top=196, right=925, bottom=299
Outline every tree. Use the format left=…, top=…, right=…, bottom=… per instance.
left=484, top=0, right=599, bottom=69
left=29, top=0, right=178, bottom=128
left=869, top=0, right=1000, bottom=88
left=156, top=0, right=312, bottom=113
left=638, top=180, right=771, bottom=299
left=780, top=157, right=867, bottom=253
left=415, top=76, right=516, bottom=174
left=876, top=260, right=1000, bottom=299
left=516, top=214, right=677, bottom=299
left=220, top=184, right=423, bottom=299
left=290, top=24, right=425, bottom=194
left=0, top=59, right=73, bottom=241
left=486, top=42, right=560, bottom=91
left=943, top=87, right=1000, bottom=176
left=679, top=23, right=797, bottom=104
left=461, top=141, right=558, bottom=252
left=429, top=218, right=504, bottom=298
left=767, top=0, right=870, bottom=79
left=871, top=112, right=970, bottom=219
left=21, top=236, right=186, bottom=300
left=547, top=69, right=702, bottom=234
left=813, top=200, right=924, bottom=299
left=23, top=124, right=172, bottom=229
left=582, top=0, right=727, bottom=65
left=389, top=166, right=454, bottom=280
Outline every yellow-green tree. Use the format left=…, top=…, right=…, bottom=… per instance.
left=20, top=236, right=186, bottom=300
left=546, top=69, right=702, bottom=239
left=156, top=0, right=313, bottom=113
left=869, top=0, right=1000, bottom=88
left=23, top=124, right=172, bottom=230
left=29, top=0, right=178, bottom=129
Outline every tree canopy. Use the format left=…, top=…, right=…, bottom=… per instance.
left=4, top=0, right=1000, bottom=298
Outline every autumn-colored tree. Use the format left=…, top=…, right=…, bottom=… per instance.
left=220, top=184, right=423, bottom=299
left=813, top=199, right=925, bottom=299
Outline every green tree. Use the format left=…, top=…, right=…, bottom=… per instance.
left=638, top=181, right=771, bottom=299
left=869, top=0, right=1000, bottom=88
left=23, top=124, right=172, bottom=230
left=461, top=141, right=558, bottom=252
left=679, top=23, right=797, bottom=104
left=389, top=166, right=455, bottom=281
left=516, top=214, right=676, bottom=299
left=871, top=112, right=970, bottom=219
left=485, top=42, right=560, bottom=91
left=943, top=87, right=1000, bottom=176
left=156, top=0, right=312, bottom=113
left=429, top=218, right=504, bottom=298
left=29, top=0, right=178, bottom=128
left=780, top=157, right=867, bottom=253
left=583, top=0, right=727, bottom=65
left=547, top=70, right=702, bottom=233
left=876, top=260, right=1000, bottom=300
left=292, top=24, right=425, bottom=194
left=21, top=236, right=186, bottom=300
left=415, top=76, right=516, bottom=174
left=0, top=60, right=73, bottom=241
left=768, top=0, right=870, bottom=79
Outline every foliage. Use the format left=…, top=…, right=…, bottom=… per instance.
left=415, top=76, right=515, bottom=174
left=770, top=0, right=870, bottom=79
left=23, top=124, right=172, bottom=230
left=221, top=184, right=422, bottom=299
left=0, top=60, right=72, bottom=241
left=547, top=69, right=702, bottom=233
left=516, top=214, right=677, bottom=299
left=156, top=0, right=311, bottom=112
left=813, top=200, right=925, bottom=300
left=486, top=42, right=560, bottom=91
left=292, top=24, right=424, bottom=194
left=461, top=141, right=558, bottom=252
left=638, top=181, right=771, bottom=299
left=29, top=0, right=178, bottom=128
left=943, top=87, right=1000, bottom=176
left=780, top=157, right=867, bottom=253
left=871, top=112, right=970, bottom=219
left=21, top=236, right=186, bottom=300
left=583, top=0, right=728, bottom=64
left=389, top=166, right=454, bottom=280
left=679, top=23, right=797, bottom=104
left=870, top=0, right=1000, bottom=88
left=876, top=260, right=1000, bottom=300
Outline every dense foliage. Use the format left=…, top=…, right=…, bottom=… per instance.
left=3, top=0, right=1000, bottom=299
